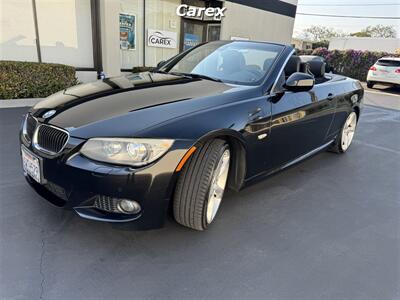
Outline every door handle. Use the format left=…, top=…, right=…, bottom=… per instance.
left=327, top=93, right=334, bottom=100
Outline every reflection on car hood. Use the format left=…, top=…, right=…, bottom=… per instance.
left=31, top=72, right=256, bottom=135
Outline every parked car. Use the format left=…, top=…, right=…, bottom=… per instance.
left=299, top=55, right=334, bottom=73
left=367, top=57, right=400, bottom=88
left=20, top=41, right=363, bottom=231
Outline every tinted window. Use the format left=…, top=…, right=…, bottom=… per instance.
left=164, top=41, right=284, bottom=85
left=376, top=59, right=400, bottom=67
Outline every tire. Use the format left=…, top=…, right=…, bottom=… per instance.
left=173, top=139, right=230, bottom=231
left=329, top=111, right=358, bottom=154
left=367, top=81, right=374, bottom=89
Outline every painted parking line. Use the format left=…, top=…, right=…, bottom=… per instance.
left=365, top=89, right=400, bottom=98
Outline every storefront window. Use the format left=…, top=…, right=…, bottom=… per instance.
left=0, top=0, right=38, bottom=62
left=35, top=0, right=94, bottom=68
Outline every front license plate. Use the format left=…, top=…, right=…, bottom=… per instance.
left=21, top=146, right=42, bottom=184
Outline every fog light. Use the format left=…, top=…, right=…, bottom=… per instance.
left=117, top=199, right=141, bottom=214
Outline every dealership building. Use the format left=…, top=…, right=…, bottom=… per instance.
left=1, top=0, right=298, bottom=82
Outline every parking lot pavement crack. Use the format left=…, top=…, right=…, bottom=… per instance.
left=39, top=237, right=46, bottom=300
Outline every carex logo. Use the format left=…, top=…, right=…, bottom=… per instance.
left=176, top=4, right=226, bottom=19
left=42, top=110, right=56, bottom=119
left=148, top=31, right=175, bottom=47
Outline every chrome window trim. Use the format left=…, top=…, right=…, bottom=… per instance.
left=32, top=124, right=70, bottom=156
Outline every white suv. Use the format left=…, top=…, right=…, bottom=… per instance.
left=367, top=57, right=400, bottom=88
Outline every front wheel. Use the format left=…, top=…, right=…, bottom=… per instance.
left=173, top=139, right=230, bottom=231
left=329, top=111, right=358, bottom=153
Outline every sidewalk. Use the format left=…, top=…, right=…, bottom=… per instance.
left=0, top=98, right=43, bottom=108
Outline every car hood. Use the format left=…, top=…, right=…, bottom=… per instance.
left=31, top=72, right=257, bottom=138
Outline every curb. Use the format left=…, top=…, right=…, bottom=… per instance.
left=0, top=98, right=43, bottom=108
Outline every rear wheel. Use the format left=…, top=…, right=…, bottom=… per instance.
left=173, top=139, right=230, bottom=231
left=367, top=81, right=374, bottom=89
left=329, top=111, right=358, bottom=153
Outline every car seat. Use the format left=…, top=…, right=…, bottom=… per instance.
left=220, top=50, right=246, bottom=74
left=308, top=60, right=326, bottom=84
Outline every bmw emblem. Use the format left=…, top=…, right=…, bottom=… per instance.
left=43, top=110, right=56, bottom=119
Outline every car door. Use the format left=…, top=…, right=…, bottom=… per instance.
left=266, top=78, right=336, bottom=171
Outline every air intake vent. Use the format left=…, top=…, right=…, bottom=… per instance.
left=35, top=125, right=69, bottom=154
left=94, top=196, right=119, bottom=213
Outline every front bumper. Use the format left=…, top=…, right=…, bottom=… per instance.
left=21, top=133, right=193, bottom=229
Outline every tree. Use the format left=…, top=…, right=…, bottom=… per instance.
left=301, top=25, right=344, bottom=42
left=350, top=25, right=396, bottom=38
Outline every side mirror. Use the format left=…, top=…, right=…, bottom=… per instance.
left=156, top=60, right=166, bottom=68
left=285, top=72, right=315, bottom=92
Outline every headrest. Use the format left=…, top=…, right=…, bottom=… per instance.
left=308, top=60, right=326, bottom=78
left=300, top=62, right=310, bottom=74
left=221, top=50, right=245, bottom=73
left=263, top=58, right=274, bottom=71
left=284, top=56, right=301, bottom=77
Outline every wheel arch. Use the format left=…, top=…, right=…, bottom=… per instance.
left=195, top=129, right=247, bottom=192
left=353, top=105, right=360, bottom=122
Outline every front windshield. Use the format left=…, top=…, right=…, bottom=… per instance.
left=163, top=41, right=284, bottom=85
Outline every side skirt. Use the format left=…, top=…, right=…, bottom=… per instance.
left=243, top=140, right=335, bottom=187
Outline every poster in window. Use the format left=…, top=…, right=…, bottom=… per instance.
left=120, top=13, right=136, bottom=50
left=183, top=33, right=201, bottom=51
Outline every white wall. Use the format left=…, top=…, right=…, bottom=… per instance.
left=220, top=1, right=297, bottom=44
left=145, top=0, right=181, bottom=67
left=76, top=71, right=97, bottom=83
left=329, top=37, right=400, bottom=53
left=100, top=0, right=121, bottom=77
left=0, top=0, right=38, bottom=62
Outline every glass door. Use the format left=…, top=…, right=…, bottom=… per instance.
left=181, top=19, right=206, bottom=51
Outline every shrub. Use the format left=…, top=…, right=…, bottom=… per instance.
left=0, top=61, right=77, bottom=99
left=297, top=48, right=400, bottom=81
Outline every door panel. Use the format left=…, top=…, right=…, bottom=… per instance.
left=268, top=87, right=335, bottom=170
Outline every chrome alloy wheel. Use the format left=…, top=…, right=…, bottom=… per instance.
left=341, top=112, right=357, bottom=151
left=206, top=149, right=230, bottom=224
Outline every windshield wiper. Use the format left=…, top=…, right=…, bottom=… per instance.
left=151, top=69, right=168, bottom=74
left=183, top=73, right=224, bottom=83
left=166, top=71, right=223, bottom=83
left=153, top=70, right=223, bottom=83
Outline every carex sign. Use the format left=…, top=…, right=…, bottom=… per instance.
left=176, top=4, right=226, bottom=21
left=147, top=29, right=177, bottom=49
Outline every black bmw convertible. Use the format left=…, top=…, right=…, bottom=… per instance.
left=20, top=41, right=363, bottom=230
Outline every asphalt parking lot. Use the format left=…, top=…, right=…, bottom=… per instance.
left=1, top=91, right=399, bottom=300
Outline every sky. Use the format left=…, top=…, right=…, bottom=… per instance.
left=293, top=0, right=400, bottom=38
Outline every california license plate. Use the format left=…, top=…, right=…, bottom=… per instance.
left=21, top=146, right=42, bottom=184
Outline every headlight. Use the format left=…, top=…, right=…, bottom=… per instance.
left=80, top=138, right=174, bottom=167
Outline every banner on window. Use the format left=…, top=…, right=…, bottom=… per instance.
left=120, top=13, right=136, bottom=50
left=183, top=33, right=201, bottom=51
